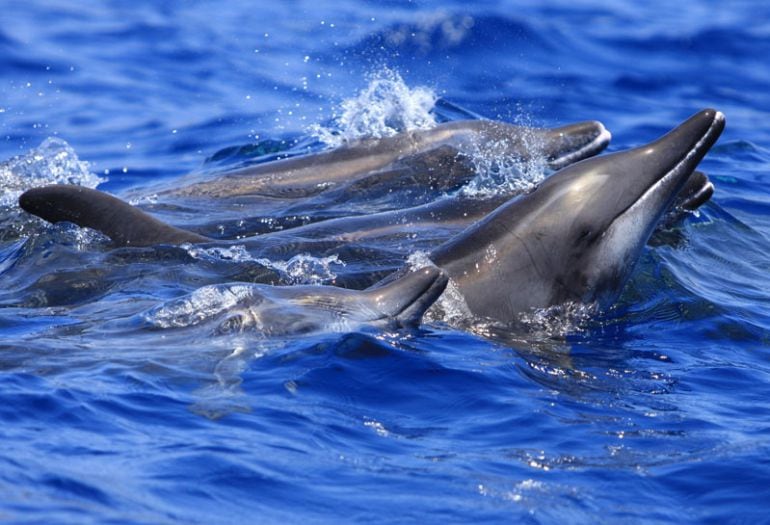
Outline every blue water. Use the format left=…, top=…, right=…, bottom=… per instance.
left=2, top=1, right=770, bottom=523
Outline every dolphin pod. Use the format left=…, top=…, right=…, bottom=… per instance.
left=20, top=118, right=611, bottom=246
left=18, top=110, right=724, bottom=332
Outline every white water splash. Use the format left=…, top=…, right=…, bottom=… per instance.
left=184, top=244, right=255, bottom=263
left=405, top=251, right=475, bottom=326
left=0, top=137, right=103, bottom=207
left=405, top=250, right=434, bottom=270
left=309, top=69, right=550, bottom=198
left=310, top=69, right=437, bottom=147
left=183, top=244, right=344, bottom=285
left=257, top=253, right=345, bottom=285
left=517, top=301, right=597, bottom=337
left=458, top=125, right=550, bottom=198
left=145, top=284, right=256, bottom=329
left=128, top=193, right=159, bottom=206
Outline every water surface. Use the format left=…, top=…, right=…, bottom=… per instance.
left=1, top=1, right=769, bottom=523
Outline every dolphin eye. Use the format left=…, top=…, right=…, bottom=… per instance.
left=577, top=228, right=593, bottom=243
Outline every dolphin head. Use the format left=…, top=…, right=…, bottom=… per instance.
left=432, top=109, right=725, bottom=321
left=545, top=109, right=724, bottom=307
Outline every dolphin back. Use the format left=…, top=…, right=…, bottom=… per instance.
left=19, top=185, right=209, bottom=246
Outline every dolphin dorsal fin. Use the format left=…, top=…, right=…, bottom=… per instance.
left=19, top=185, right=209, bottom=247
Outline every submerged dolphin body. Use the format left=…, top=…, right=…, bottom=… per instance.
left=428, top=109, right=725, bottom=323
left=138, top=266, right=447, bottom=336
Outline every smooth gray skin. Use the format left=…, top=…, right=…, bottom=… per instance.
left=157, top=119, right=611, bottom=199
left=141, top=266, right=448, bottom=336
left=429, top=109, right=725, bottom=322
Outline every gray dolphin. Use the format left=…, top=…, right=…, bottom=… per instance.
left=148, top=119, right=610, bottom=201
left=427, top=109, right=725, bottom=322
left=135, top=266, right=447, bottom=336
left=19, top=185, right=209, bottom=246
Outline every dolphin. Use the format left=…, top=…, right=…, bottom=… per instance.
left=152, top=119, right=611, bottom=201
left=426, top=109, right=725, bottom=323
left=19, top=183, right=504, bottom=248
left=135, top=266, right=447, bottom=337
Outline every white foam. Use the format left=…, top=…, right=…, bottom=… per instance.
left=183, top=244, right=345, bottom=285
left=184, top=244, right=255, bottom=263
left=0, top=137, right=103, bottom=208
left=458, top=124, right=549, bottom=198
left=310, top=69, right=437, bottom=147
left=146, top=284, right=255, bottom=329
left=257, top=253, right=345, bottom=285
left=402, top=251, right=474, bottom=326
left=516, top=301, right=597, bottom=337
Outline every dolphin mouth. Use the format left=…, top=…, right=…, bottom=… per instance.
left=548, top=122, right=612, bottom=170
left=675, top=171, right=714, bottom=211
left=611, top=109, right=725, bottom=229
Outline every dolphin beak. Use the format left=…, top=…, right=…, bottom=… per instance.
left=641, top=108, right=725, bottom=205
left=365, top=266, right=449, bottom=326
left=597, top=108, right=725, bottom=254
left=545, top=120, right=612, bottom=169
left=598, top=109, right=725, bottom=225
left=645, top=108, right=725, bottom=173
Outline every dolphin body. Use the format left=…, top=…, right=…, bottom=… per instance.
left=156, top=119, right=611, bottom=201
left=427, top=109, right=725, bottom=322
left=134, top=266, right=447, bottom=337
left=131, top=118, right=612, bottom=238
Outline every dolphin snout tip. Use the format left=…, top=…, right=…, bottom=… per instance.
left=418, top=265, right=449, bottom=291
left=18, top=187, right=44, bottom=214
left=700, top=108, right=726, bottom=125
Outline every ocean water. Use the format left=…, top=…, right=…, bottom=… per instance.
left=1, top=1, right=770, bottom=523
